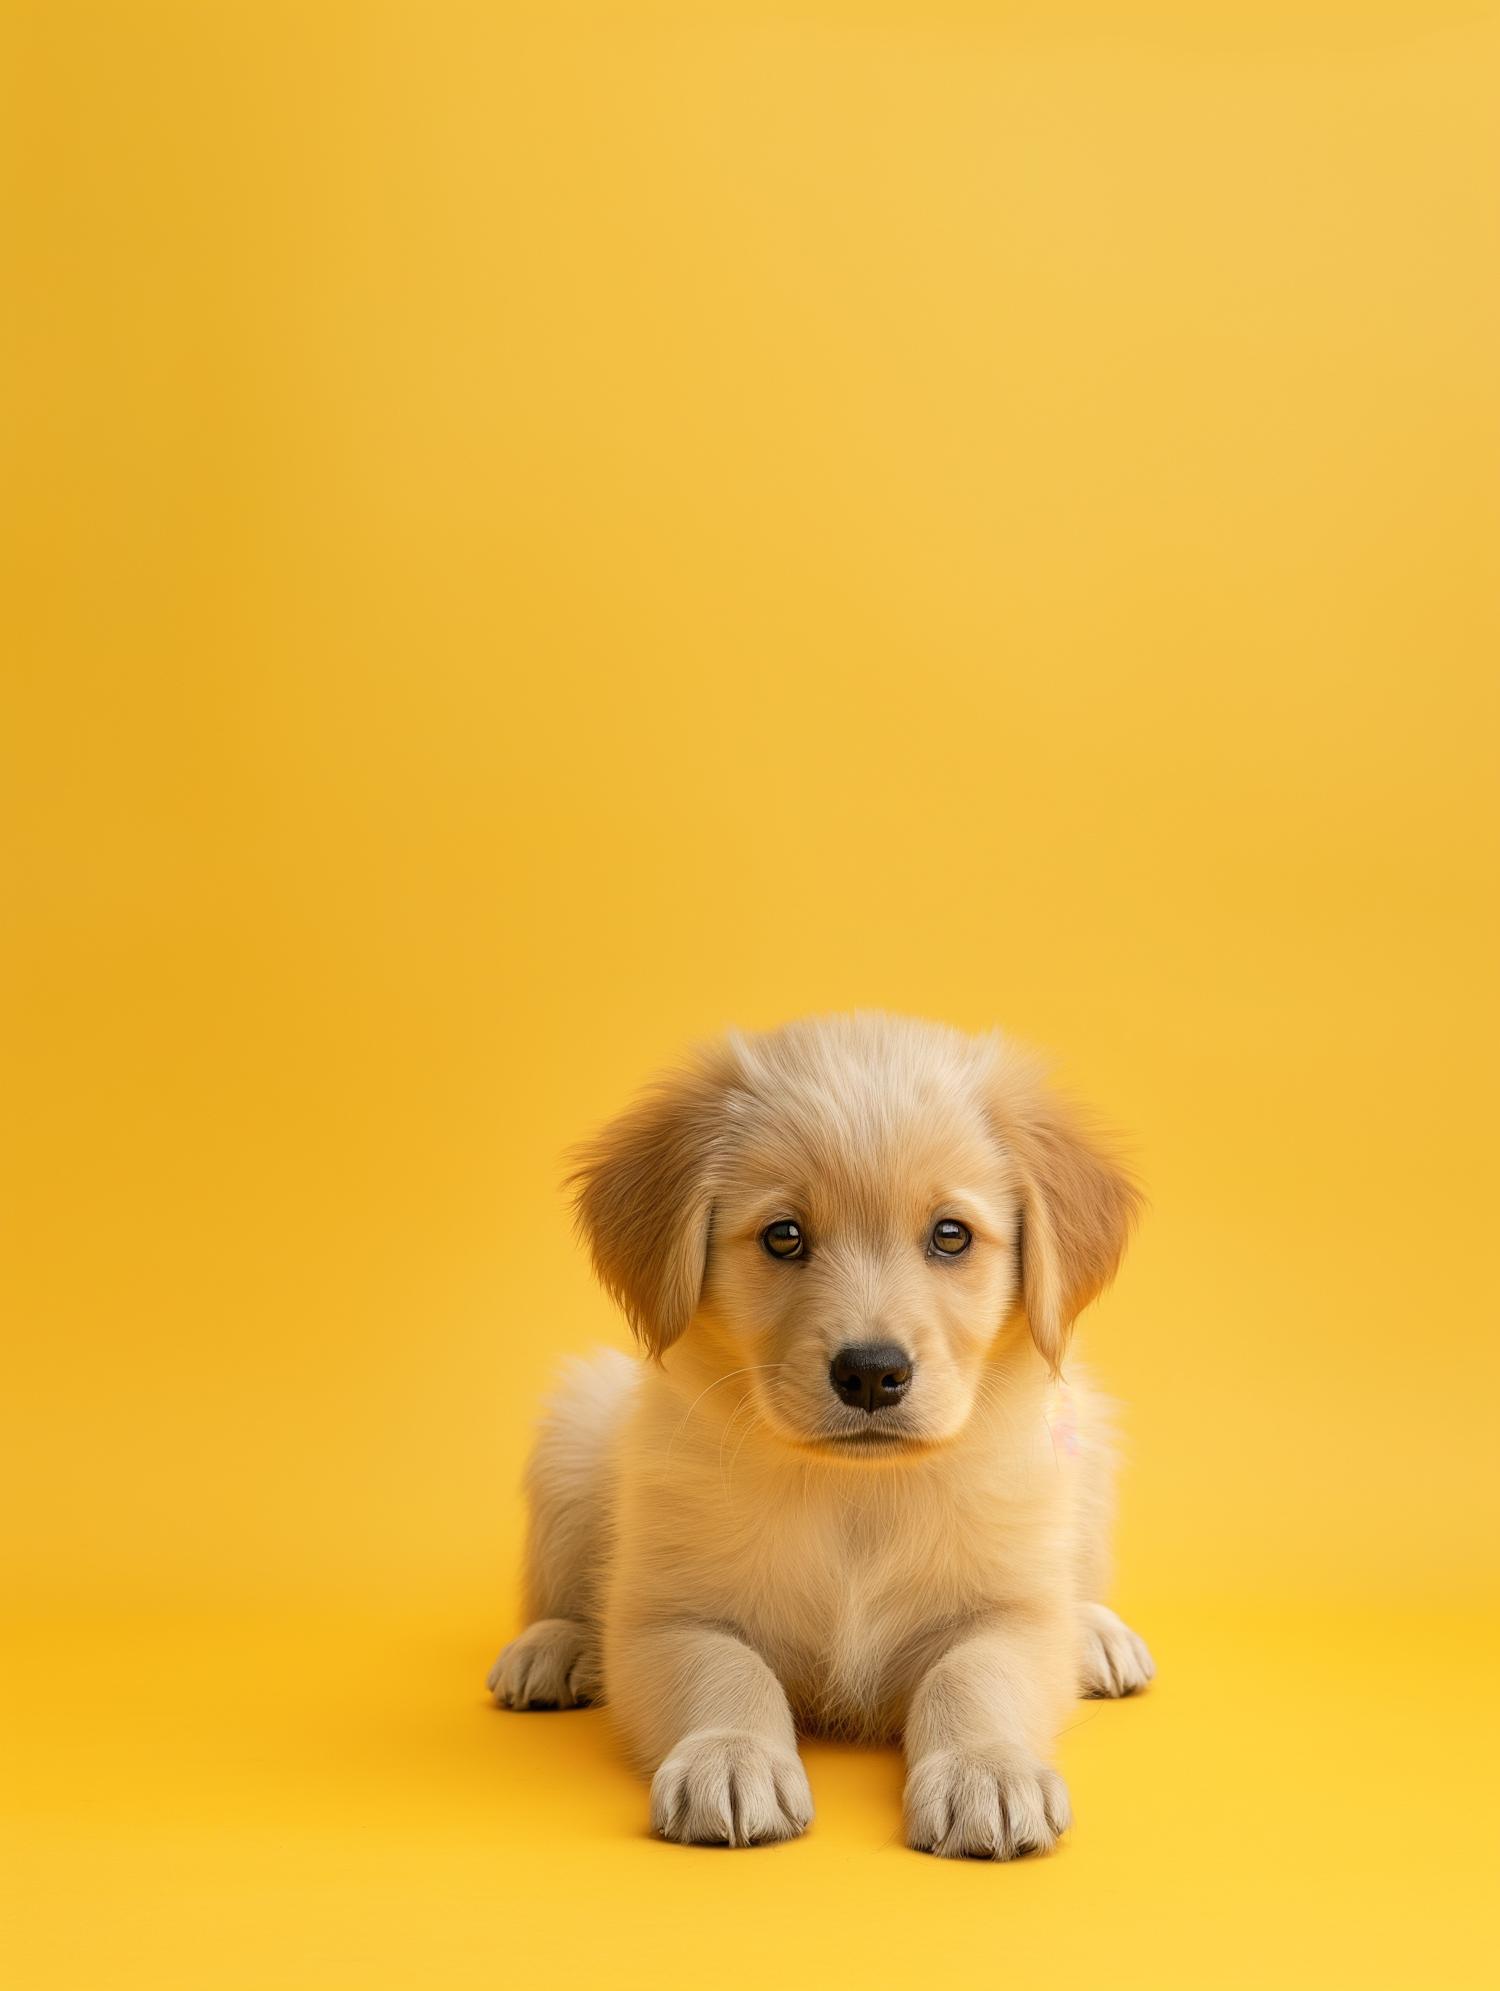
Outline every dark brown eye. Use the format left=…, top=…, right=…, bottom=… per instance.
left=762, top=1220, right=804, bottom=1260
left=931, top=1220, right=971, bottom=1256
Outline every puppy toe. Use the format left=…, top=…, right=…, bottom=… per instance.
left=1079, top=1604, right=1156, bottom=1699
left=651, top=1731, right=813, bottom=1847
left=488, top=1618, right=599, bottom=1710
left=905, top=1749, right=1070, bottom=1861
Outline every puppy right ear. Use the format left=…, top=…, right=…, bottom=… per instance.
left=567, top=1048, right=734, bottom=1359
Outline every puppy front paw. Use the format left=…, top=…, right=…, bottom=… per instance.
left=904, top=1747, right=1071, bottom=1860
left=487, top=1618, right=601, bottom=1709
left=1078, top=1603, right=1156, bottom=1699
left=650, top=1730, right=814, bottom=1848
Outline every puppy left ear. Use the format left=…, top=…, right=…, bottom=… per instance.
left=567, top=1046, right=735, bottom=1359
left=986, top=1044, right=1143, bottom=1372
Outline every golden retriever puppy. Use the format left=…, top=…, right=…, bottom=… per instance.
left=489, top=1012, right=1153, bottom=1858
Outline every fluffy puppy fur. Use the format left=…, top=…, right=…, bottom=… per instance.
left=489, top=1012, right=1153, bottom=1859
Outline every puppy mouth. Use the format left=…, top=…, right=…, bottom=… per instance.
left=811, top=1423, right=928, bottom=1454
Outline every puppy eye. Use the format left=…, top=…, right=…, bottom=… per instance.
left=930, top=1220, right=971, bottom=1256
left=762, top=1220, right=804, bottom=1260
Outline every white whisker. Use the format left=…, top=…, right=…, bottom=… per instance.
left=665, top=1364, right=782, bottom=1465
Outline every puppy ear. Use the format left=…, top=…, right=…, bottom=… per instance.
left=986, top=1043, right=1143, bottom=1372
left=567, top=1048, right=734, bottom=1359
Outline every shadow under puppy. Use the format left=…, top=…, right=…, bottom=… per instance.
left=490, top=1012, right=1154, bottom=1858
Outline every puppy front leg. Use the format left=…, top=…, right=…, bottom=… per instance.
left=612, top=1623, right=813, bottom=1848
left=904, top=1615, right=1073, bottom=1860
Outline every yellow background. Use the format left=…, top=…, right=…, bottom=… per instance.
left=2, top=2, right=1496, bottom=1985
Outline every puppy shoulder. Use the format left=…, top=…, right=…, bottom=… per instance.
left=1053, top=1363, right=1119, bottom=1452
left=527, top=1347, right=640, bottom=1477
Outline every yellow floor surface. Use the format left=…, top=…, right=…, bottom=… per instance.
left=2, top=1603, right=1495, bottom=1989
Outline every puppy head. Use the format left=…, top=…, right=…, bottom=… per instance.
left=570, top=1014, right=1140, bottom=1459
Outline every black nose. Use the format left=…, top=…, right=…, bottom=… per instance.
left=830, top=1344, right=913, bottom=1414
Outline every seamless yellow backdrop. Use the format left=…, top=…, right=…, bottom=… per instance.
left=2, top=3, right=1497, bottom=1987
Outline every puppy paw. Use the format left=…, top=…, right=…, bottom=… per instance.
left=487, top=1618, right=601, bottom=1709
left=1078, top=1603, right=1156, bottom=1699
left=904, top=1747, right=1071, bottom=1860
left=650, top=1730, right=814, bottom=1848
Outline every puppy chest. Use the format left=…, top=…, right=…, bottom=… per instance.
left=716, top=1505, right=968, bottom=1723
left=627, top=1449, right=1061, bottom=1726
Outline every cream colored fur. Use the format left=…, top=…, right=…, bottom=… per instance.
left=489, top=1013, right=1153, bottom=1859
